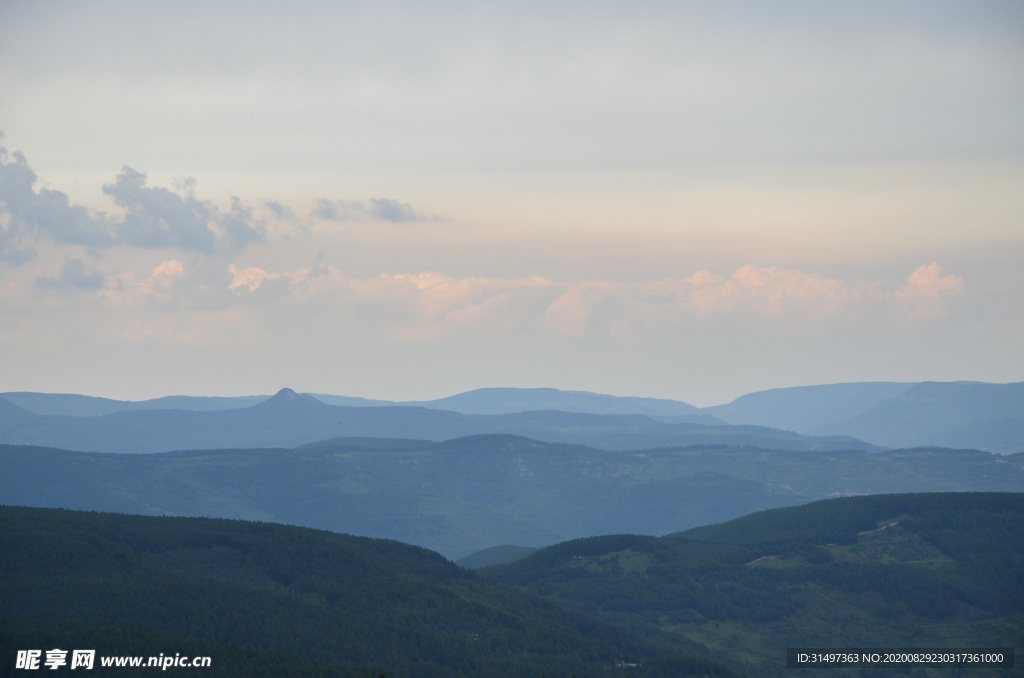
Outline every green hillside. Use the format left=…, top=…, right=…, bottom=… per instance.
left=0, top=506, right=733, bottom=678
left=482, top=493, right=1024, bottom=677
left=2, top=438, right=1021, bottom=558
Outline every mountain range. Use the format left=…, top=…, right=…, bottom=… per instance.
left=3, top=380, right=1021, bottom=453
left=0, top=388, right=874, bottom=454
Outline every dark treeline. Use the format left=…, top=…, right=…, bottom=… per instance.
left=0, top=506, right=733, bottom=678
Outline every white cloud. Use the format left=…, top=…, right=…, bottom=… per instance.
left=892, top=262, right=965, bottom=320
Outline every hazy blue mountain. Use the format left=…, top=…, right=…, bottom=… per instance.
left=0, top=386, right=731, bottom=423
left=938, top=416, right=1024, bottom=455
left=315, top=387, right=707, bottom=420
left=0, top=391, right=269, bottom=416
left=814, top=381, right=1024, bottom=452
left=0, top=388, right=877, bottom=454
left=456, top=545, right=540, bottom=569
left=409, top=387, right=700, bottom=417
left=307, top=393, right=400, bottom=407
left=2, top=436, right=1019, bottom=558
left=701, top=382, right=915, bottom=432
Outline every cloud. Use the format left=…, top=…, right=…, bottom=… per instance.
left=367, top=198, right=418, bottom=222
left=1, top=143, right=111, bottom=263
left=263, top=200, right=296, bottom=221
left=0, top=141, right=266, bottom=260
left=102, top=167, right=219, bottom=252
left=310, top=200, right=356, bottom=221
left=103, top=169, right=265, bottom=254
left=682, top=270, right=725, bottom=287
left=685, top=265, right=865, bottom=321
left=228, top=265, right=289, bottom=292
left=893, top=262, right=965, bottom=320
left=214, top=263, right=950, bottom=342
left=150, top=259, right=185, bottom=286
left=312, top=198, right=422, bottom=222
left=36, top=258, right=106, bottom=290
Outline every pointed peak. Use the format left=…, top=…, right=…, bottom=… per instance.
left=259, top=388, right=326, bottom=408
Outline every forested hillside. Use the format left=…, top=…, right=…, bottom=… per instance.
left=483, top=493, right=1024, bottom=677
left=0, top=506, right=733, bottom=678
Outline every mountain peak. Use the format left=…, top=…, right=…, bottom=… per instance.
left=260, top=388, right=324, bottom=408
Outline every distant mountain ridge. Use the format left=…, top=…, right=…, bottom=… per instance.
left=0, top=391, right=269, bottom=417
left=3, top=386, right=702, bottom=419
left=405, top=387, right=702, bottom=417
left=702, top=382, right=915, bottom=432
left=703, top=381, right=1023, bottom=453
left=4, top=380, right=1021, bottom=453
left=813, top=381, right=1024, bottom=452
left=0, top=388, right=875, bottom=454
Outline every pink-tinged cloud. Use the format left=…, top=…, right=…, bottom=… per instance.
left=687, top=265, right=865, bottom=321
left=216, top=263, right=953, bottom=341
left=228, top=265, right=288, bottom=292
left=150, top=259, right=185, bottom=286
left=13, top=261, right=959, bottom=348
left=682, top=270, right=726, bottom=287
left=893, top=263, right=965, bottom=320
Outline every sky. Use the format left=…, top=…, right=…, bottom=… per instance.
left=0, top=1, right=1022, bottom=407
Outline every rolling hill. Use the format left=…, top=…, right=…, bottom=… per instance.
left=1, top=436, right=1020, bottom=558
left=3, top=505, right=715, bottom=678
left=481, top=493, right=1024, bottom=677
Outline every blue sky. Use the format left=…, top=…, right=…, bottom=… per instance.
left=1, top=1, right=1021, bottom=405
